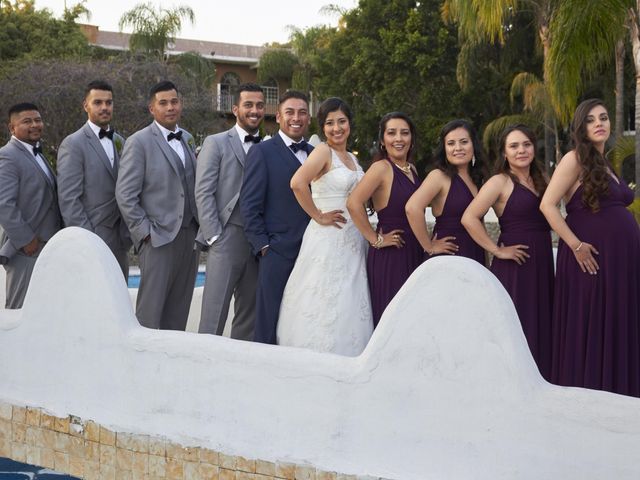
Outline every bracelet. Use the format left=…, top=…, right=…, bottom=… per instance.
left=371, top=233, right=384, bottom=249
left=574, top=242, right=584, bottom=252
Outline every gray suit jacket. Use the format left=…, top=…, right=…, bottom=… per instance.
left=115, top=122, right=197, bottom=248
left=57, top=123, right=130, bottom=250
left=0, top=138, right=61, bottom=254
left=195, top=126, right=246, bottom=243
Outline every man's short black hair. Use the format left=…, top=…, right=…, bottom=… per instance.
left=8, top=103, right=39, bottom=121
left=84, top=80, right=113, bottom=99
left=149, top=80, right=179, bottom=101
left=233, top=83, right=264, bottom=106
left=278, top=90, right=309, bottom=107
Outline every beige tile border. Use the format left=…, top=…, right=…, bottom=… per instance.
left=0, top=401, right=395, bottom=480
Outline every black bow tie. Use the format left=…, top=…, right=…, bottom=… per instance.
left=167, top=131, right=183, bottom=142
left=32, top=145, right=42, bottom=156
left=99, top=128, right=114, bottom=140
left=244, top=134, right=262, bottom=144
left=289, top=140, right=308, bottom=153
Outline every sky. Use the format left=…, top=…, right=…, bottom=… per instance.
left=35, top=0, right=357, bottom=46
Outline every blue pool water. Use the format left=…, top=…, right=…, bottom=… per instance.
left=128, top=271, right=206, bottom=289
left=0, top=457, right=80, bottom=478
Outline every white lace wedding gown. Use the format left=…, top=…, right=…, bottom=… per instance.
left=277, top=148, right=373, bottom=356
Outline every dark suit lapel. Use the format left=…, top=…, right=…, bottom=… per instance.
left=83, top=124, right=117, bottom=181
left=273, top=133, right=304, bottom=172
left=227, top=128, right=246, bottom=167
left=150, top=123, right=182, bottom=177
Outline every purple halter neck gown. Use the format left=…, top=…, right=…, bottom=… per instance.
left=367, top=160, right=423, bottom=327
left=552, top=177, right=640, bottom=397
left=426, top=174, right=485, bottom=264
left=491, top=182, right=554, bottom=380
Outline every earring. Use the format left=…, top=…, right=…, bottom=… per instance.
left=471, top=155, right=476, bottom=167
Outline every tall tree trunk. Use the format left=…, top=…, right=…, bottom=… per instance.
left=615, top=40, right=625, bottom=142
left=544, top=112, right=554, bottom=171
left=552, top=116, right=561, bottom=166
left=540, top=22, right=554, bottom=172
left=631, top=5, right=640, bottom=197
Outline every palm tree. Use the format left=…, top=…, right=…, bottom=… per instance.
left=482, top=72, right=560, bottom=162
left=62, top=1, right=90, bottom=23
left=256, top=48, right=299, bottom=85
left=545, top=0, right=638, bottom=197
left=118, top=2, right=195, bottom=61
left=442, top=0, right=557, bottom=171
left=615, top=40, right=626, bottom=141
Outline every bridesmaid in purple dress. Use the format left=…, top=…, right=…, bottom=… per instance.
left=461, top=125, right=553, bottom=379
left=406, top=119, right=487, bottom=264
left=347, top=112, right=423, bottom=327
left=541, top=99, right=640, bottom=397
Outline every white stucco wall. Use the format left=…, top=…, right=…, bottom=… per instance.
left=0, top=227, right=638, bottom=479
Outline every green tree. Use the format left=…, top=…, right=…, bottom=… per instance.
left=438, top=8, right=542, bottom=163
left=172, top=51, right=216, bottom=92
left=482, top=72, right=546, bottom=158
left=443, top=0, right=559, bottom=170
left=302, top=0, right=466, bottom=170
left=0, top=0, right=89, bottom=64
left=257, top=48, right=298, bottom=86
left=118, top=2, right=195, bottom=61
left=545, top=0, right=639, bottom=197
left=287, top=25, right=336, bottom=94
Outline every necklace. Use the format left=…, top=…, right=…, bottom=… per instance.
left=520, top=175, right=533, bottom=186
left=515, top=174, right=538, bottom=196
left=391, top=161, right=412, bottom=174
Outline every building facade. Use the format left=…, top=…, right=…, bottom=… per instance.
left=80, top=25, right=288, bottom=131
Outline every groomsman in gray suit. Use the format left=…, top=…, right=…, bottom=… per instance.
left=116, top=81, right=199, bottom=330
left=0, top=103, right=61, bottom=308
left=57, top=80, right=131, bottom=278
left=195, top=83, right=264, bottom=340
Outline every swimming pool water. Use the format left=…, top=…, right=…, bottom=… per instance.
left=128, top=271, right=206, bottom=289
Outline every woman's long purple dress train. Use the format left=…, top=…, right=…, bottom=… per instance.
left=491, top=182, right=554, bottom=379
left=552, top=177, right=640, bottom=397
left=367, top=160, right=423, bottom=327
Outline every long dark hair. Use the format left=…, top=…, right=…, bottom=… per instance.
left=317, top=97, right=353, bottom=141
left=497, top=124, right=547, bottom=195
left=375, top=111, right=417, bottom=163
left=433, top=119, right=487, bottom=189
left=570, top=98, right=610, bottom=212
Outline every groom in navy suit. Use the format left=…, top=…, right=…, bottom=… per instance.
left=240, top=91, right=312, bottom=344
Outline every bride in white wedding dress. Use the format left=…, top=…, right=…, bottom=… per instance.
left=277, top=98, right=373, bottom=356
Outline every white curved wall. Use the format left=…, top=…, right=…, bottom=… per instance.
left=0, top=227, right=638, bottom=479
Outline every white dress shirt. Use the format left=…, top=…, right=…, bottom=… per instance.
left=155, top=121, right=185, bottom=165
left=235, top=124, right=261, bottom=155
left=13, top=137, right=54, bottom=183
left=87, top=121, right=115, bottom=167
left=278, top=130, right=308, bottom=164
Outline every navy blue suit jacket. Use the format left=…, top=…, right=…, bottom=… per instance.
left=240, top=134, right=311, bottom=260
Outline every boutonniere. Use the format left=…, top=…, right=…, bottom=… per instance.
left=187, top=136, right=196, bottom=153
left=114, top=136, right=124, bottom=156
